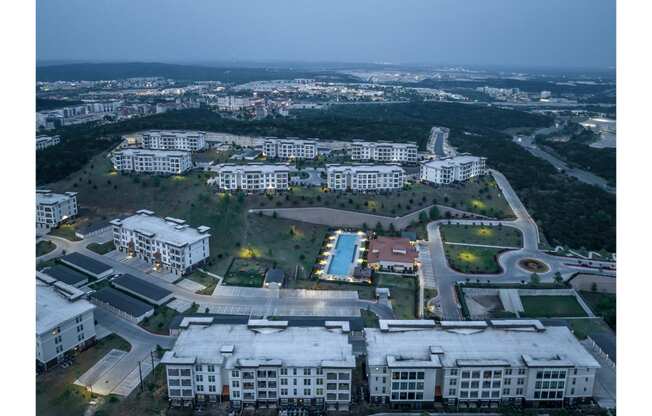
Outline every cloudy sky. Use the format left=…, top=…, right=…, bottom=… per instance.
left=36, top=0, right=616, bottom=68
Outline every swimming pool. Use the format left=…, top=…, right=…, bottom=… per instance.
left=326, top=233, right=359, bottom=277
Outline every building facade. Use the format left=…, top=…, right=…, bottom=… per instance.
left=326, top=164, right=405, bottom=192
left=36, top=190, right=78, bottom=227
left=350, top=141, right=418, bottom=163
left=111, top=148, right=192, bottom=175
left=36, top=135, right=61, bottom=151
left=140, top=130, right=207, bottom=151
left=420, top=156, right=487, bottom=185
left=365, top=320, right=599, bottom=409
left=111, top=210, right=211, bottom=276
left=36, top=281, right=96, bottom=369
left=209, top=163, right=290, bottom=191
left=263, top=137, right=318, bottom=160
left=161, top=319, right=355, bottom=411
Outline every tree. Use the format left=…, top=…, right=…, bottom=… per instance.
left=553, top=271, right=564, bottom=284
left=529, top=273, right=541, bottom=285
left=419, top=211, right=429, bottom=224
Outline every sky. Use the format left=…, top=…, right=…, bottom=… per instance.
left=36, top=0, right=616, bottom=69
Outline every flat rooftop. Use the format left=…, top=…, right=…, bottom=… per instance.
left=163, top=322, right=354, bottom=368
left=112, top=274, right=172, bottom=302
left=352, top=140, right=417, bottom=147
left=36, top=190, right=77, bottom=205
left=90, top=287, right=153, bottom=318
left=214, top=163, right=290, bottom=174
left=422, top=155, right=485, bottom=169
left=326, top=164, right=405, bottom=174
left=36, top=281, right=95, bottom=335
left=365, top=320, right=600, bottom=369
left=60, top=252, right=113, bottom=276
left=41, top=265, right=89, bottom=286
left=115, top=148, right=190, bottom=157
left=111, top=211, right=210, bottom=247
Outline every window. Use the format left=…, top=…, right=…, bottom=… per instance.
left=281, top=368, right=288, bottom=375
left=168, top=369, right=180, bottom=377
left=196, top=375, right=203, bottom=382
left=208, top=375, right=215, bottom=383
left=304, top=379, right=311, bottom=386
left=207, top=365, right=215, bottom=372
left=232, top=381, right=239, bottom=388
left=304, top=368, right=311, bottom=376
left=195, top=365, right=202, bottom=372
left=450, top=378, right=457, bottom=386
left=304, top=389, right=311, bottom=396
left=448, top=389, right=456, bottom=396
left=450, top=369, right=458, bottom=376
left=232, top=370, right=239, bottom=378
left=209, top=385, right=216, bottom=392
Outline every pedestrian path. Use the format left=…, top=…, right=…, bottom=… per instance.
left=417, top=242, right=436, bottom=289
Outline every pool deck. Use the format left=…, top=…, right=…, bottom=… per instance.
left=321, top=231, right=366, bottom=281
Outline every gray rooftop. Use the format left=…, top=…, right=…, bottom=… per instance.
left=162, top=321, right=354, bottom=369
left=365, top=320, right=600, bottom=369
left=60, top=252, right=112, bottom=276
left=111, top=211, right=210, bottom=247
left=264, top=269, right=285, bottom=284
left=36, top=190, right=77, bottom=205
left=41, top=265, right=89, bottom=287
left=112, top=274, right=172, bottom=302
left=90, top=287, right=153, bottom=318
left=36, top=281, right=95, bottom=335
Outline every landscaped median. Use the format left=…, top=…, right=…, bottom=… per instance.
left=444, top=245, right=505, bottom=274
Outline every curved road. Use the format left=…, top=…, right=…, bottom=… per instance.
left=424, top=169, right=616, bottom=319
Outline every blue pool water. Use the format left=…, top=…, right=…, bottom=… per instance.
left=327, top=233, right=359, bottom=276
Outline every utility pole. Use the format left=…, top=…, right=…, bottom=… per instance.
left=150, top=349, right=155, bottom=372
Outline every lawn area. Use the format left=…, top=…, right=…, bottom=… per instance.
left=361, top=309, right=379, bottom=328
left=247, top=176, right=514, bottom=219
left=520, top=295, right=588, bottom=318
left=187, top=270, right=219, bottom=294
left=569, top=318, right=613, bottom=340
left=139, top=306, right=178, bottom=335
left=36, top=334, right=131, bottom=416
left=222, top=257, right=270, bottom=287
left=376, top=274, right=418, bottom=319
left=49, top=224, right=82, bottom=241
left=88, top=279, right=111, bottom=291
left=37, top=240, right=57, bottom=256
left=440, top=224, right=523, bottom=247
left=579, top=291, right=616, bottom=330
left=86, top=241, right=115, bottom=255
left=444, top=245, right=505, bottom=274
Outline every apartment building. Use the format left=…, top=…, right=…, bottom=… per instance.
left=365, top=320, right=599, bottom=409
left=36, top=190, right=78, bottom=227
left=36, top=280, right=96, bottom=369
left=161, top=318, right=355, bottom=411
left=326, top=164, right=405, bottom=192
left=420, top=156, right=487, bottom=185
left=36, top=135, right=61, bottom=151
left=350, top=141, right=418, bottom=163
left=111, top=148, right=192, bottom=175
left=111, top=210, right=211, bottom=276
left=262, top=137, right=318, bottom=160
left=210, top=163, right=290, bottom=191
left=140, top=130, right=207, bottom=151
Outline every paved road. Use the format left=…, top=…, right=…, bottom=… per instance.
left=421, top=170, right=616, bottom=319
left=513, top=133, right=615, bottom=194
left=76, top=308, right=176, bottom=396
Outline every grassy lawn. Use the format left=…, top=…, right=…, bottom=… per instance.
left=361, top=309, right=379, bottom=328
left=36, top=334, right=131, bottom=416
left=88, top=279, right=111, bottom=291
left=222, top=258, right=269, bottom=287
left=579, top=291, right=616, bottom=330
left=86, top=241, right=115, bottom=255
left=187, top=270, right=219, bottom=294
left=247, top=176, right=514, bottom=219
left=440, top=224, right=523, bottom=247
left=37, top=240, right=57, bottom=256
left=376, top=274, right=418, bottom=319
left=49, top=224, right=82, bottom=241
left=139, top=306, right=178, bottom=335
left=569, top=318, right=612, bottom=340
left=444, top=245, right=505, bottom=274
left=520, top=295, right=588, bottom=318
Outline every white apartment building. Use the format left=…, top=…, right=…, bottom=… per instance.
left=420, top=156, right=487, bottom=185
left=36, top=190, right=78, bottom=227
left=140, top=130, right=207, bottom=151
left=111, top=210, right=211, bottom=276
left=210, top=163, right=290, bottom=191
left=263, top=137, right=318, bottom=160
left=36, top=281, right=96, bottom=369
left=350, top=141, right=418, bottom=163
left=326, top=164, right=405, bottom=192
left=161, top=318, right=355, bottom=411
left=111, top=148, right=192, bottom=175
left=36, top=135, right=61, bottom=151
left=365, top=320, right=599, bottom=409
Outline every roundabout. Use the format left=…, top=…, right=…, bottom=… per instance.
left=517, top=257, right=550, bottom=273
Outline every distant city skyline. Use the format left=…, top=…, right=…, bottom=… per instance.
left=37, top=0, right=616, bottom=69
